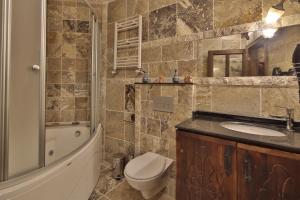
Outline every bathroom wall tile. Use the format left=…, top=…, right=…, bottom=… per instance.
left=63, top=5, right=77, bottom=20
left=47, top=58, right=62, bottom=71
left=47, top=43, right=62, bottom=58
left=141, top=100, right=154, bottom=118
left=62, top=44, right=77, bottom=58
left=178, top=85, right=193, bottom=105
left=106, top=80, right=125, bottom=111
left=75, top=84, right=90, bottom=97
left=195, top=85, right=212, bottom=111
left=47, top=97, right=61, bottom=111
left=149, top=0, right=176, bottom=11
left=148, top=85, right=162, bottom=100
left=149, top=4, right=176, bottom=40
left=61, top=84, right=75, bottom=96
left=106, top=111, right=125, bottom=140
left=76, top=72, right=89, bottom=83
left=125, top=121, right=135, bottom=143
left=162, top=41, right=193, bottom=61
left=47, top=84, right=61, bottom=97
left=142, top=14, right=149, bottom=42
left=62, top=71, right=75, bottom=83
left=47, top=71, right=62, bottom=84
left=76, top=59, right=89, bottom=71
left=61, top=110, right=75, bottom=122
left=63, top=32, right=77, bottom=45
left=62, top=58, right=76, bottom=71
left=141, top=46, right=162, bottom=63
left=177, top=0, right=213, bottom=35
left=171, top=103, right=192, bottom=125
left=148, top=62, right=178, bottom=78
left=212, top=86, right=260, bottom=117
left=75, top=97, right=88, bottom=109
left=47, top=32, right=63, bottom=45
left=61, top=96, right=75, bottom=110
left=147, top=118, right=161, bottom=137
left=177, top=59, right=199, bottom=77
left=75, top=109, right=88, bottom=121
left=214, top=0, right=262, bottom=28
left=46, top=110, right=60, bottom=122
left=161, top=86, right=178, bottom=103
left=76, top=38, right=90, bottom=58
left=125, top=85, right=135, bottom=112
left=47, top=5, right=63, bottom=32
left=77, top=6, right=90, bottom=21
left=127, top=0, right=149, bottom=17
left=108, top=0, right=127, bottom=23
left=63, top=20, right=77, bottom=32
left=77, top=21, right=90, bottom=33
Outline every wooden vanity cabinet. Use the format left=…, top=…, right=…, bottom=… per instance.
left=177, top=130, right=300, bottom=200
left=176, top=131, right=237, bottom=200
left=237, top=143, right=300, bottom=200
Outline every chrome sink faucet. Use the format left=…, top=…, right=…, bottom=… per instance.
left=270, top=107, right=295, bottom=131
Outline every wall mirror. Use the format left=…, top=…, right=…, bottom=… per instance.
left=207, top=24, right=300, bottom=77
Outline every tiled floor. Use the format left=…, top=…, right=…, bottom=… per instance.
left=89, top=162, right=173, bottom=200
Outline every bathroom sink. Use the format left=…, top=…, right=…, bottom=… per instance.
left=220, top=122, right=286, bottom=137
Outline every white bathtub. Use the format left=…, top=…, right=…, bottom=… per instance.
left=45, top=125, right=91, bottom=165
left=0, top=124, right=102, bottom=200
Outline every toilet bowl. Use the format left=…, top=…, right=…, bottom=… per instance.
left=124, top=152, right=174, bottom=199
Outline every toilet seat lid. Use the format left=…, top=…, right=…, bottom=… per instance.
left=125, top=152, right=166, bottom=180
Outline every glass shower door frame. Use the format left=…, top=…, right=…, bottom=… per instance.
left=0, top=0, right=11, bottom=182
left=91, top=14, right=99, bottom=135
left=0, top=0, right=47, bottom=181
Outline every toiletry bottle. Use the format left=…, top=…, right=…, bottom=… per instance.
left=173, top=70, right=179, bottom=83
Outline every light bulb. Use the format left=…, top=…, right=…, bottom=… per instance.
left=263, top=28, right=277, bottom=38
left=265, top=7, right=285, bottom=24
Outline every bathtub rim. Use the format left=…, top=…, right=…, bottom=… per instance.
left=0, top=124, right=101, bottom=190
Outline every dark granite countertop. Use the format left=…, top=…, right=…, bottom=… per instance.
left=176, top=111, right=300, bottom=154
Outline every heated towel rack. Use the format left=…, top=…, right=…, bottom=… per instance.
left=112, top=15, right=142, bottom=74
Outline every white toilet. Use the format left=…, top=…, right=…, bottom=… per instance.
left=124, top=152, right=174, bottom=199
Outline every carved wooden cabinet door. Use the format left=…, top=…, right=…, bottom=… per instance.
left=237, top=143, right=300, bottom=200
left=176, top=131, right=237, bottom=200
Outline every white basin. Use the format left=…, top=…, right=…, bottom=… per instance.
left=220, top=122, right=286, bottom=137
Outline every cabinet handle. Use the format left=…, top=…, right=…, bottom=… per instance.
left=244, top=153, right=252, bottom=182
left=224, top=146, right=234, bottom=176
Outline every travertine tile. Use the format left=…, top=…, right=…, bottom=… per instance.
left=178, top=85, right=193, bottom=105
left=214, top=0, right=262, bottom=28
left=162, top=41, right=194, bottom=61
left=47, top=71, right=62, bottom=84
left=106, top=80, right=125, bottom=111
left=212, top=86, right=260, bottom=117
left=177, top=0, right=213, bottom=34
left=141, top=46, right=162, bottom=63
left=195, top=85, right=212, bottom=111
left=149, top=4, right=177, bottom=40
left=108, top=0, right=127, bottom=23
left=75, top=97, right=88, bottom=109
left=61, top=110, right=75, bottom=122
left=47, top=84, right=61, bottom=97
left=106, top=111, right=124, bottom=140
left=127, top=0, right=149, bottom=17
left=147, top=118, right=161, bottom=137
left=149, top=0, right=176, bottom=11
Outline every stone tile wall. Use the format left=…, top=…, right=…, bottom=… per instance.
left=100, top=0, right=300, bottom=199
left=46, top=0, right=93, bottom=123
